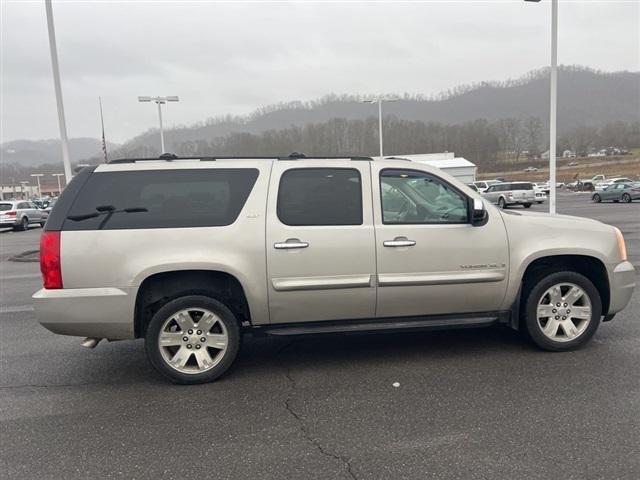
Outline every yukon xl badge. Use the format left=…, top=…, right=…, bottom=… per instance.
left=460, top=263, right=506, bottom=270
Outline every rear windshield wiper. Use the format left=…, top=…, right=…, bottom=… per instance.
left=66, top=205, right=148, bottom=228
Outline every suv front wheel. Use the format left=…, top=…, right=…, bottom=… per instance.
left=522, top=271, right=602, bottom=351
left=145, top=295, right=240, bottom=384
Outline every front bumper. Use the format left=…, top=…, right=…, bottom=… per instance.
left=608, top=261, right=636, bottom=315
left=33, top=287, right=137, bottom=339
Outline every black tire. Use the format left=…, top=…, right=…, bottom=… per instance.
left=621, top=193, right=632, bottom=203
left=145, top=295, right=241, bottom=384
left=498, top=197, right=507, bottom=209
left=40, top=221, right=46, bottom=228
left=592, top=194, right=601, bottom=203
left=523, top=203, right=532, bottom=208
left=522, top=271, right=602, bottom=352
left=13, top=217, right=28, bottom=231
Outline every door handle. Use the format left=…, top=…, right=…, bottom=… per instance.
left=383, top=237, right=416, bottom=248
left=274, top=238, right=309, bottom=250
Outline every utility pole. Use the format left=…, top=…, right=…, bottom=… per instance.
left=45, top=0, right=73, bottom=184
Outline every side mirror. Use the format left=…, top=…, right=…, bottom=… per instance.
left=471, top=198, right=488, bottom=226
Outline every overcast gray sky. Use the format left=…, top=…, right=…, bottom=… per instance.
left=1, top=0, right=638, bottom=144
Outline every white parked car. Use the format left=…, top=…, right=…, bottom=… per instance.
left=532, top=184, right=547, bottom=204
left=472, top=180, right=498, bottom=193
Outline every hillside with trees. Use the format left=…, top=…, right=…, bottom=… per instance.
left=2, top=66, right=638, bottom=179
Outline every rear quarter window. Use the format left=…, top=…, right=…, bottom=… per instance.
left=63, top=168, right=259, bottom=230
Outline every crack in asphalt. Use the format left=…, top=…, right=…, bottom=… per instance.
left=277, top=340, right=358, bottom=480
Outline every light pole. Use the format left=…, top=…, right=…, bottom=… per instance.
left=45, top=0, right=73, bottom=184
left=138, top=96, right=179, bottom=154
left=52, top=173, right=64, bottom=195
left=19, top=181, right=29, bottom=200
left=363, top=97, right=398, bottom=158
left=526, top=0, right=558, bottom=214
left=30, top=174, right=44, bottom=198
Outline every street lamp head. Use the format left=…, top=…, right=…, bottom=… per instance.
left=166, top=96, right=179, bottom=102
left=138, top=96, right=152, bottom=102
left=524, top=0, right=542, bottom=2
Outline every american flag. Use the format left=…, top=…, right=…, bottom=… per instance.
left=99, top=97, right=108, bottom=163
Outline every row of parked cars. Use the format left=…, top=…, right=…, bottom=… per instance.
left=467, top=180, right=545, bottom=209
left=469, top=176, right=639, bottom=209
left=0, top=198, right=57, bottom=231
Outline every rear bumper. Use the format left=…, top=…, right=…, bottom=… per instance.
left=33, top=287, right=137, bottom=339
left=0, top=220, right=18, bottom=227
left=506, top=199, right=535, bottom=205
left=608, top=261, right=636, bottom=315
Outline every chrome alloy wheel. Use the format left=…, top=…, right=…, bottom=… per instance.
left=158, top=308, right=228, bottom=374
left=536, top=283, right=592, bottom=342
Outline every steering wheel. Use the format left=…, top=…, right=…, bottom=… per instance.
left=438, top=205, right=460, bottom=220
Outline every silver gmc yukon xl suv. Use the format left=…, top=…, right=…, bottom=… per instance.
left=34, top=155, right=635, bottom=384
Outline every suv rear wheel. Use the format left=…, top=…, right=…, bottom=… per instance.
left=14, top=217, right=28, bottom=231
left=522, top=271, right=601, bottom=351
left=498, top=197, right=507, bottom=209
left=145, top=295, right=240, bottom=384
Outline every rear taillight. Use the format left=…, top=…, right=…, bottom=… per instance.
left=5, top=211, right=16, bottom=217
left=40, top=231, right=62, bottom=289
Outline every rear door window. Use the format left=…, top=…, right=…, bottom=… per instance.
left=277, top=168, right=362, bottom=226
left=64, top=168, right=259, bottom=230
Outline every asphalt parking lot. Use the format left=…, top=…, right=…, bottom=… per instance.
left=1, top=192, right=638, bottom=479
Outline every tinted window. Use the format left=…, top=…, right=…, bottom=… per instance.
left=511, top=183, right=533, bottom=191
left=0, top=203, right=13, bottom=211
left=18, top=202, right=30, bottom=209
left=277, top=168, right=362, bottom=226
left=64, top=169, right=259, bottom=230
left=380, top=169, right=468, bottom=224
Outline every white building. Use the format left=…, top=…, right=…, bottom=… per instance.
left=382, top=152, right=477, bottom=183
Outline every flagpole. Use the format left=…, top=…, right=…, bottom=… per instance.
left=99, top=96, right=108, bottom=163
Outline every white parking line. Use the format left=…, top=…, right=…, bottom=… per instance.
left=0, top=305, right=35, bottom=314
left=1, top=274, right=41, bottom=280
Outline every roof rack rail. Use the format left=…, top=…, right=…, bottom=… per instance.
left=107, top=154, right=374, bottom=164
